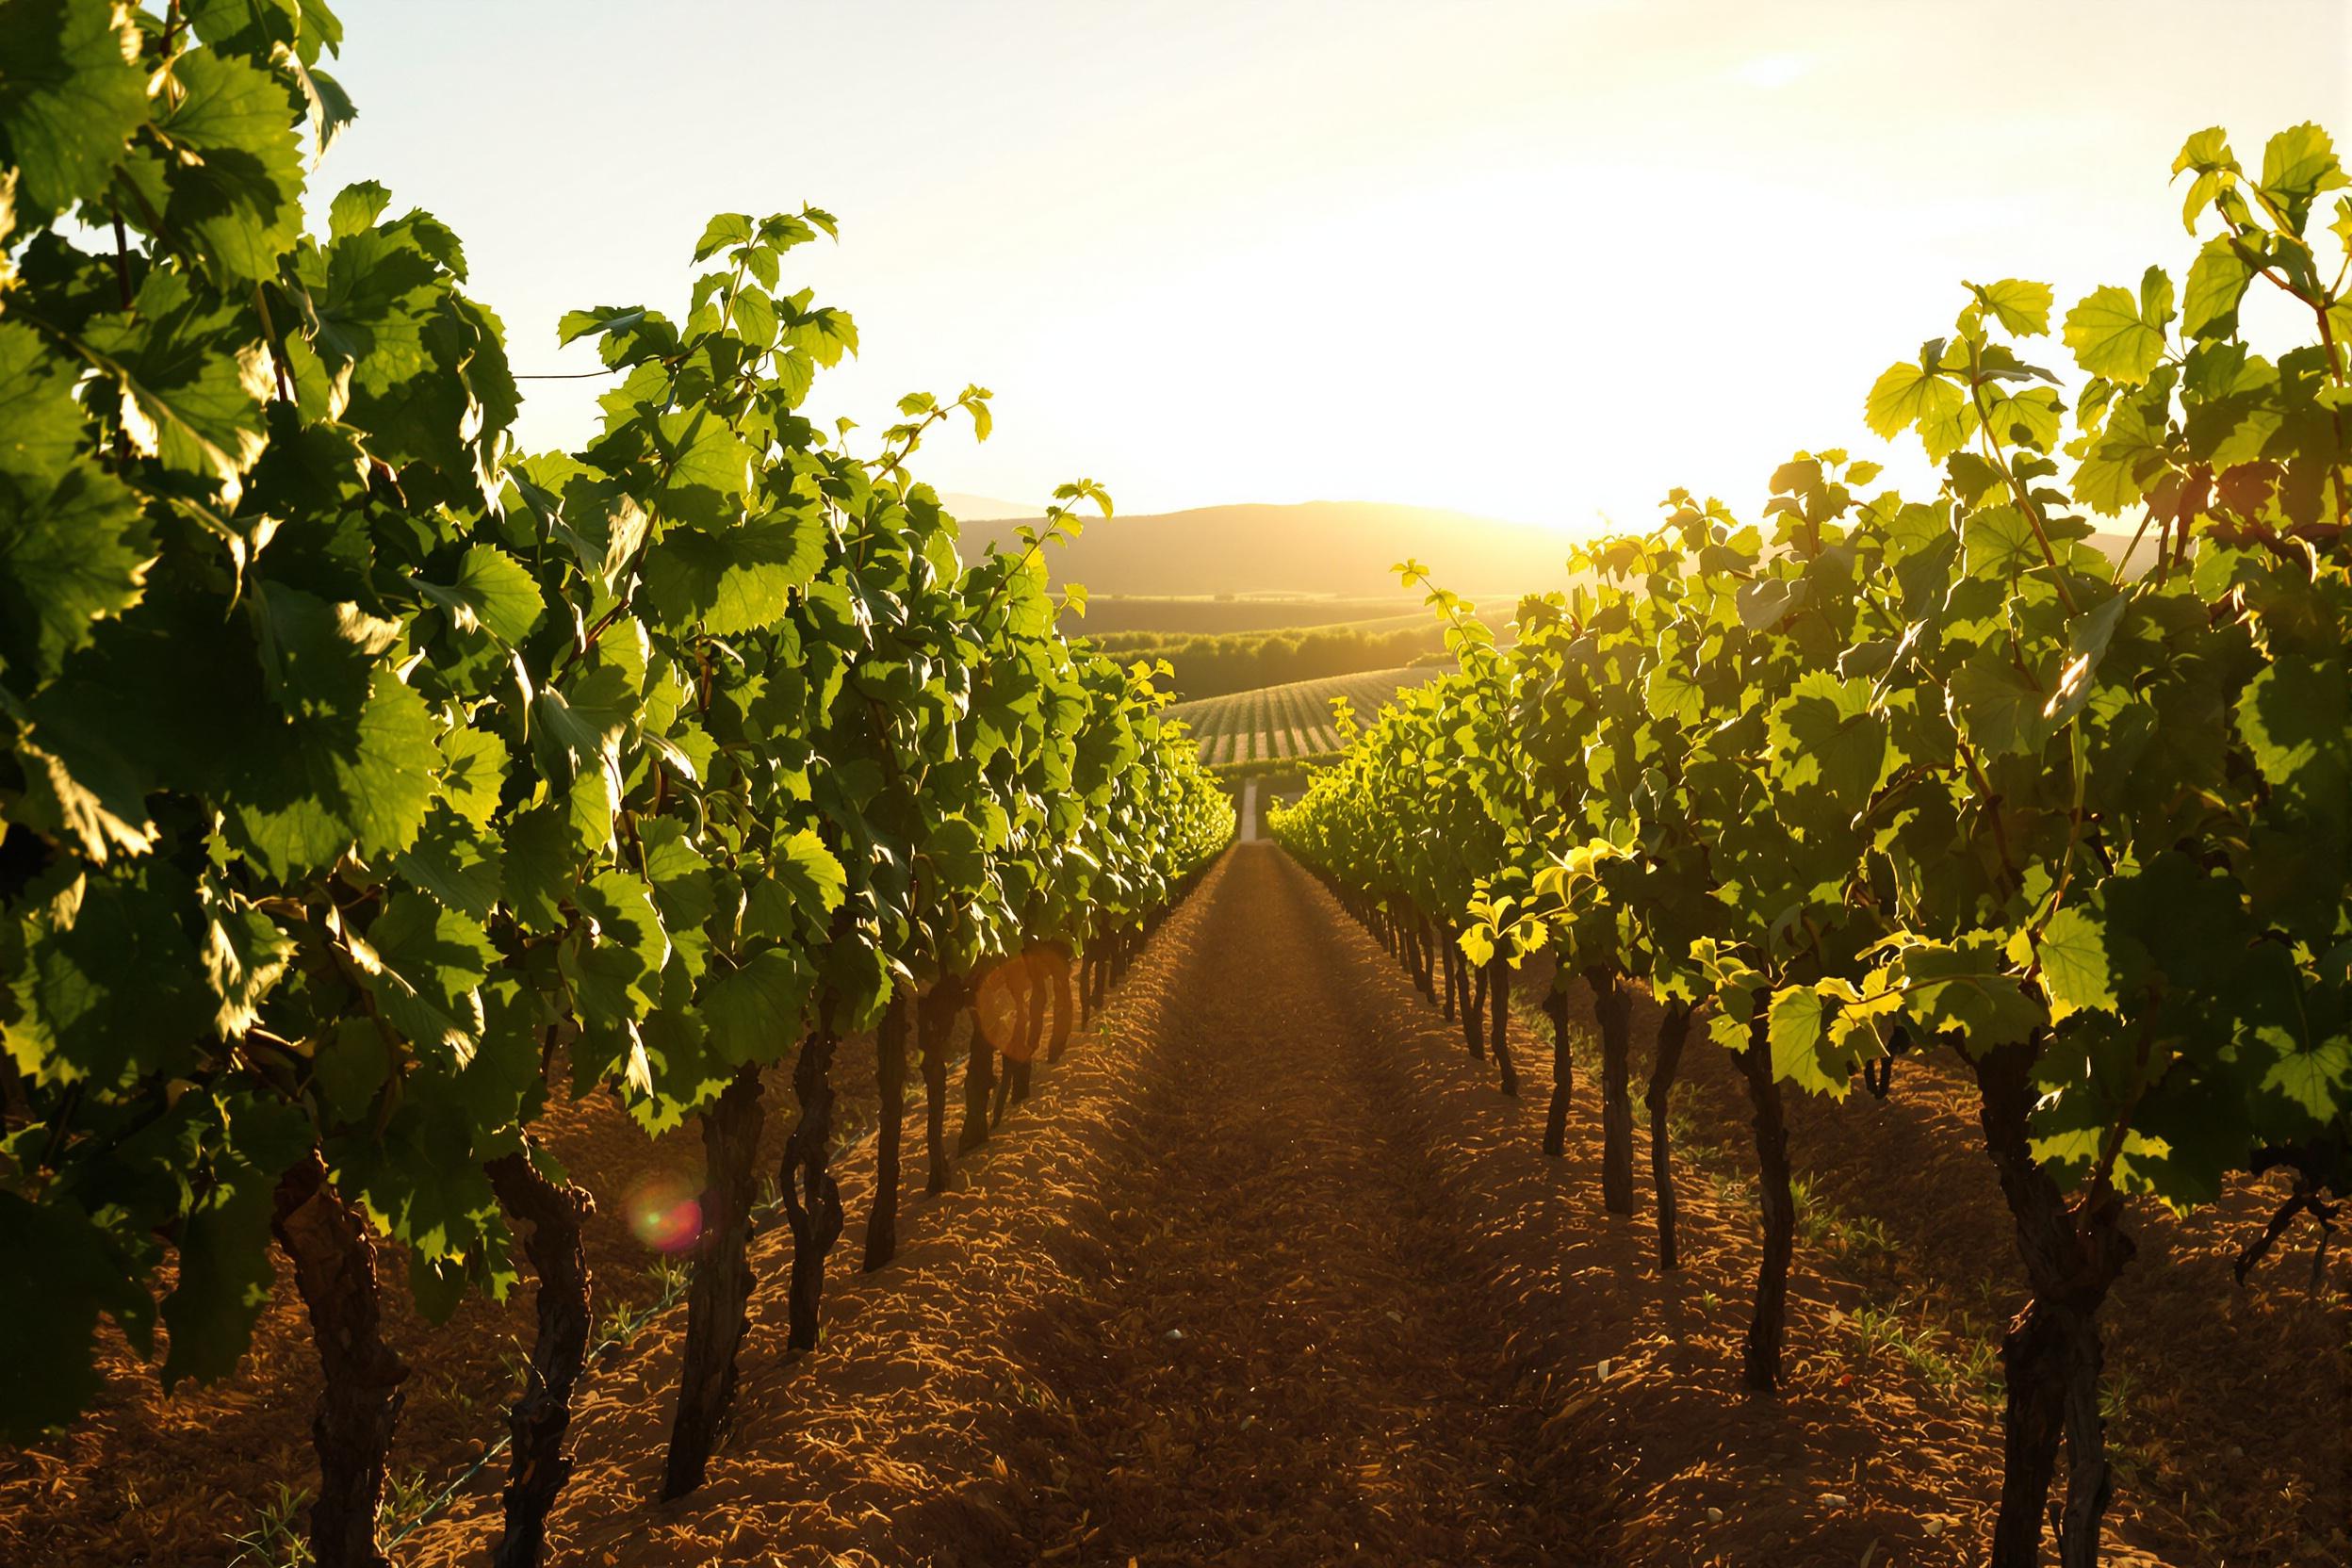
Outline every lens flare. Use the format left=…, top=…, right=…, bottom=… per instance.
left=624, top=1168, right=703, bottom=1254
left=973, top=958, right=1036, bottom=1061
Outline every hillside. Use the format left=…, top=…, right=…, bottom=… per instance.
left=957, top=500, right=1577, bottom=598
left=956, top=499, right=2151, bottom=600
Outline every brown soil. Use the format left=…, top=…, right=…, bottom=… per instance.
left=1511, top=955, right=2352, bottom=1568
left=4, top=844, right=2345, bottom=1566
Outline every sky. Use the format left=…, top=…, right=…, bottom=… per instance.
left=321, top=0, right=2352, bottom=535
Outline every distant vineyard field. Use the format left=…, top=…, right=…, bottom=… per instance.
left=1171, top=665, right=1442, bottom=767
left=1067, top=595, right=1420, bottom=635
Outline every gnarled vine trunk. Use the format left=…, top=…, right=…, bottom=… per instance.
left=1542, top=979, right=1573, bottom=1156
left=1012, top=956, right=1045, bottom=1102
left=781, top=1016, right=845, bottom=1351
left=1732, top=1007, right=1794, bottom=1391
left=484, top=1146, right=595, bottom=1568
left=920, top=977, right=962, bottom=1193
left=862, top=992, right=914, bottom=1271
left=1047, top=942, right=1074, bottom=1062
left=1647, top=1001, right=1692, bottom=1270
left=957, top=981, right=994, bottom=1154
left=1587, top=964, right=1636, bottom=1215
left=1463, top=962, right=1488, bottom=1058
left=271, top=1155, right=407, bottom=1568
left=662, top=1061, right=765, bottom=1499
left=1486, top=954, right=1516, bottom=1096
left=1973, top=1040, right=2135, bottom=1568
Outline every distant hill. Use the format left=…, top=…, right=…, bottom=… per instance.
left=951, top=498, right=2152, bottom=600
left=955, top=500, right=1577, bottom=599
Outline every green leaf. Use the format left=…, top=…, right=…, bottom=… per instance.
left=2041, top=593, right=2129, bottom=728
left=328, top=179, right=392, bottom=239
left=638, top=817, right=714, bottom=976
left=1864, top=360, right=1968, bottom=458
left=311, top=1018, right=388, bottom=1124
left=416, top=544, right=542, bottom=645
left=359, top=891, right=493, bottom=1062
left=1970, top=279, right=2053, bottom=336
left=1897, top=939, right=2042, bottom=1052
left=2262, top=1035, right=2350, bottom=1120
left=435, top=725, right=507, bottom=829
left=0, top=0, right=148, bottom=215
left=5, top=866, right=211, bottom=1088
left=389, top=805, right=504, bottom=919
left=0, top=450, right=150, bottom=682
left=500, top=799, right=578, bottom=934
left=159, top=1094, right=308, bottom=1390
left=1766, top=672, right=1887, bottom=812
left=201, top=899, right=293, bottom=1037
left=1947, top=644, right=2050, bottom=759
left=762, top=826, right=846, bottom=928
left=730, top=283, right=776, bottom=350
left=2026, top=905, right=2139, bottom=1023
left=154, top=49, right=307, bottom=282
left=2071, top=392, right=2170, bottom=516
left=0, top=318, right=90, bottom=487
left=641, top=512, right=825, bottom=635
left=0, top=1193, right=149, bottom=1441
left=693, top=212, right=755, bottom=263
left=781, top=295, right=858, bottom=367
left=699, top=947, right=816, bottom=1067
left=11, top=723, right=156, bottom=862
left=228, top=668, right=440, bottom=879
left=79, top=270, right=272, bottom=503
left=649, top=408, right=753, bottom=528
left=1766, top=985, right=1845, bottom=1097
left=2257, top=122, right=2349, bottom=232
left=2062, top=271, right=2171, bottom=385
left=1735, top=577, right=1805, bottom=631
left=1642, top=659, right=1705, bottom=728
left=562, top=871, right=665, bottom=1025
left=2234, top=657, right=2349, bottom=816
left=2181, top=236, right=2254, bottom=341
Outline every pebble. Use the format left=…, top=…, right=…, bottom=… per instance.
left=1164, top=1329, right=1184, bottom=1342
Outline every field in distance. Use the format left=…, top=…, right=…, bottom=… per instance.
left=1071, top=595, right=1423, bottom=636
left=1171, top=666, right=1440, bottom=768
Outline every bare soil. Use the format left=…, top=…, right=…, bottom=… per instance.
left=3, top=843, right=2344, bottom=1566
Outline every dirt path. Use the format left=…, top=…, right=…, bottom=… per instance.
left=984, top=841, right=1593, bottom=1563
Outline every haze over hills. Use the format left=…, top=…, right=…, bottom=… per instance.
left=954, top=497, right=2157, bottom=602
left=955, top=500, right=1577, bottom=598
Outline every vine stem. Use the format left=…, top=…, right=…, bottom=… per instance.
left=1966, top=346, right=2080, bottom=616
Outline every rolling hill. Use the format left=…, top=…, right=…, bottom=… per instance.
left=955, top=500, right=1578, bottom=599
left=952, top=497, right=2153, bottom=604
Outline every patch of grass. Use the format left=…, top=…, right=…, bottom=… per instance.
left=594, top=1256, right=693, bottom=1355
left=1792, top=1174, right=1898, bottom=1265
left=229, top=1481, right=314, bottom=1567
left=382, top=1466, right=436, bottom=1538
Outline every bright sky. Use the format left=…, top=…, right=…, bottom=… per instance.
left=324, top=0, right=2352, bottom=534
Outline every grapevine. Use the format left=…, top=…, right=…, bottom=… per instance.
left=0, top=5, right=1231, bottom=1565
left=1273, top=122, right=2352, bottom=1568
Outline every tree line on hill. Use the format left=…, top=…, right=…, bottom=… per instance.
left=1093, top=620, right=1465, bottom=701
